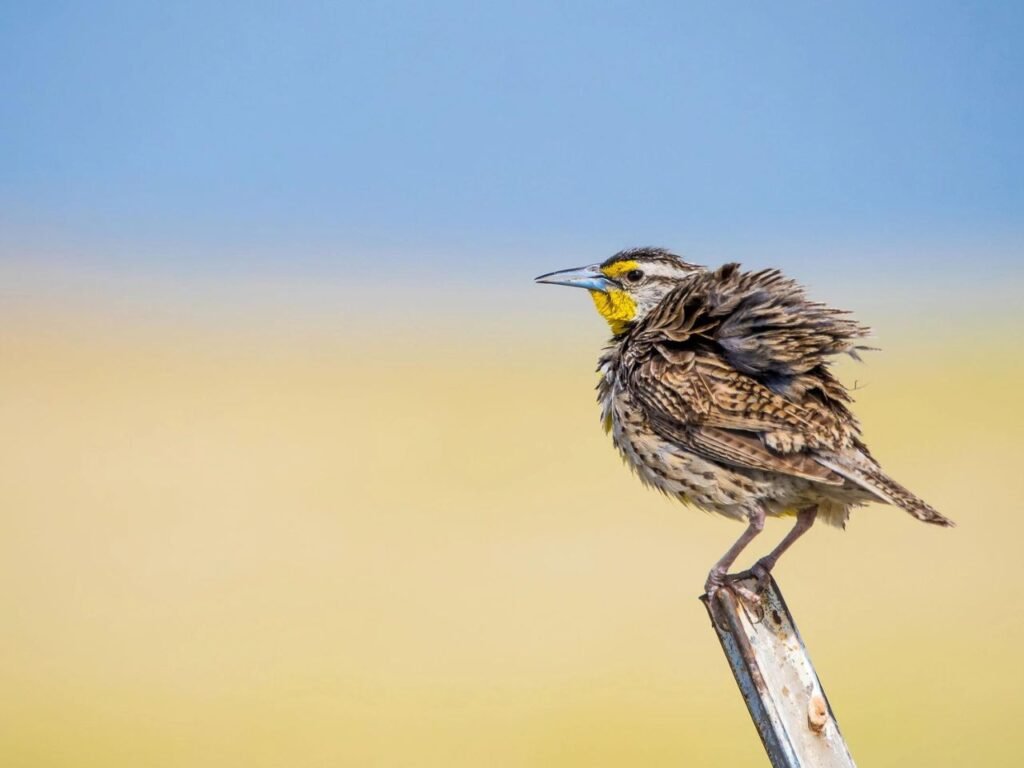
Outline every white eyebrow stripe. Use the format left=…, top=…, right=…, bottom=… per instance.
left=638, top=261, right=696, bottom=279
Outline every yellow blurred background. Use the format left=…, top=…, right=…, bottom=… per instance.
left=2, top=267, right=1021, bottom=767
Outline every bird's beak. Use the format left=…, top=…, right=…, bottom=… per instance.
left=534, top=264, right=611, bottom=293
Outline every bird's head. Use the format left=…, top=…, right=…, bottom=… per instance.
left=535, top=247, right=703, bottom=334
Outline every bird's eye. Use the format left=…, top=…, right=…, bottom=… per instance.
left=625, top=269, right=644, bottom=283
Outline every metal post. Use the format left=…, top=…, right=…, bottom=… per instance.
left=701, top=575, right=856, bottom=768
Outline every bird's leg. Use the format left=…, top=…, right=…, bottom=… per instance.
left=705, top=505, right=765, bottom=608
left=742, top=505, right=818, bottom=592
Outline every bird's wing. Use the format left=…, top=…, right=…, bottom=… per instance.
left=645, top=263, right=871, bottom=377
left=629, top=354, right=846, bottom=485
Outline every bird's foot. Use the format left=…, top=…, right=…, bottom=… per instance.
left=733, top=557, right=776, bottom=595
left=704, top=567, right=764, bottom=629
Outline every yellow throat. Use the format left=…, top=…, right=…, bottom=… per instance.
left=589, top=260, right=638, bottom=334
left=589, top=289, right=637, bottom=334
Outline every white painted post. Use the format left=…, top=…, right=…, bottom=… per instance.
left=702, top=576, right=856, bottom=768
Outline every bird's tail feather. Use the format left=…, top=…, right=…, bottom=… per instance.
left=816, top=455, right=954, bottom=527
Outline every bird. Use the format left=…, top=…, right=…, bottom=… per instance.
left=536, top=247, right=952, bottom=603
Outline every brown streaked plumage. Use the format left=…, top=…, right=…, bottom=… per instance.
left=537, top=247, right=952, bottom=602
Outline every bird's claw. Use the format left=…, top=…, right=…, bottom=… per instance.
left=733, top=558, right=775, bottom=595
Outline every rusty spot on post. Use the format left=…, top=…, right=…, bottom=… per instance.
left=808, top=694, right=829, bottom=733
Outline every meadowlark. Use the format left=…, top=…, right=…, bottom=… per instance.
left=536, top=247, right=952, bottom=602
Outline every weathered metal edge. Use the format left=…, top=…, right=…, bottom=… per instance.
left=702, top=585, right=800, bottom=768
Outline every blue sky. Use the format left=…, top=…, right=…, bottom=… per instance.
left=1, top=1, right=1022, bottom=278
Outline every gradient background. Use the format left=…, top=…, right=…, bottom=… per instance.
left=2, top=3, right=1023, bottom=766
